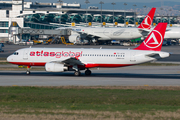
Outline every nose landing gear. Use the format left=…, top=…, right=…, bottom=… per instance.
left=26, top=66, right=31, bottom=75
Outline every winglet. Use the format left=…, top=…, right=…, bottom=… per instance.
left=134, top=23, right=167, bottom=51
left=138, top=8, right=156, bottom=30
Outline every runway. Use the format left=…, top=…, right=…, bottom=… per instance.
left=1, top=66, right=180, bottom=86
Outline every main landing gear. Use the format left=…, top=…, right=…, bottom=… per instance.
left=26, top=66, right=31, bottom=75
left=74, top=71, right=81, bottom=76
left=85, top=69, right=91, bottom=76
left=74, top=69, right=92, bottom=76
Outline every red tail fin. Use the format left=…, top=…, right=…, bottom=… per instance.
left=138, top=8, right=156, bottom=30
left=134, top=23, right=167, bottom=51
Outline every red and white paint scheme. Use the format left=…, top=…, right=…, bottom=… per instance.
left=137, top=8, right=156, bottom=30
left=7, top=23, right=169, bottom=76
left=66, top=8, right=156, bottom=43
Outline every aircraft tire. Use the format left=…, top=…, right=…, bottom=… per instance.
left=26, top=71, right=30, bottom=75
left=74, top=71, right=81, bottom=76
left=85, top=70, right=91, bottom=76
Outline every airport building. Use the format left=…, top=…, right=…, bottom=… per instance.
left=0, top=0, right=178, bottom=44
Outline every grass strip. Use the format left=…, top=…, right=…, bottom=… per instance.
left=0, top=86, right=180, bottom=110
left=0, top=86, right=180, bottom=119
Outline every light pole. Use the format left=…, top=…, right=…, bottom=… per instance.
left=179, top=10, right=180, bottom=24
left=99, top=1, right=104, bottom=25
left=57, top=0, right=63, bottom=26
left=169, top=9, right=172, bottom=25
left=160, top=8, right=163, bottom=22
left=124, top=3, right=127, bottom=26
left=111, top=2, right=116, bottom=24
left=85, top=0, right=90, bottom=25
left=133, top=4, right=137, bottom=27
left=143, top=5, right=146, bottom=15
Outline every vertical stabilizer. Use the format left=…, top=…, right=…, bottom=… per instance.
left=138, top=8, right=156, bottom=30
left=135, top=23, right=167, bottom=51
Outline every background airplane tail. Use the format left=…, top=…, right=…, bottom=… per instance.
left=138, top=8, right=156, bottom=30
left=134, top=23, right=167, bottom=51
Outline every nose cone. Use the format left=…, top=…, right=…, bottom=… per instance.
left=7, top=55, right=13, bottom=62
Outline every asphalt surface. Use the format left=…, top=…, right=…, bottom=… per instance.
left=0, top=66, right=180, bottom=86
left=0, top=44, right=180, bottom=61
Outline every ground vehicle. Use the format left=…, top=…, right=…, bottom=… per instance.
left=0, top=43, right=4, bottom=52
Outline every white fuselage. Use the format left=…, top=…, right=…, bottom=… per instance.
left=164, top=27, right=180, bottom=39
left=72, top=27, right=142, bottom=40
left=147, top=27, right=180, bottom=39
left=7, top=48, right=169, bottom=69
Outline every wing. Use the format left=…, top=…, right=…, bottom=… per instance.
left=72, top=28, right=101, bottom=39
left=138, top=28, right=151, bottom=36
left=51, top=57, right=84, bottom=66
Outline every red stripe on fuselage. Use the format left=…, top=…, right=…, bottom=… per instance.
left=9, top=62, right=134, bottom=68
left=85, top=63, right=133, bottom=68
left=9, top=62, right=46, bottom=66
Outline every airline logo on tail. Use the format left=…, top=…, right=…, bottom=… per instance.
left=144, top=30, right=163, bottom=48
left=141, top=15, right=152, bottom=29
left=135, top=22, right=167, bottom=51
left=138, top=8, right=156, bottom=30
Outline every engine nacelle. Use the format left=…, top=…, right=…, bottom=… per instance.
left=45, top=63, right=68, bottom=72
left=69, top=34, right=81, bottom=44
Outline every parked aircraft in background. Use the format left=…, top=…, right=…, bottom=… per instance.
left=164, top=27, right=180, bottom=39
left=67, top=8, right=156, bottom=44
left=7, top=23, right=169, bottom=76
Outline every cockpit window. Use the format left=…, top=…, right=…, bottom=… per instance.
left=13, top=52, right=19, bottom=55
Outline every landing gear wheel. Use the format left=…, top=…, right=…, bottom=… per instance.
left=74, top=71, right=81, bottom=76
left=26, top=71, right=30, bottom=75
left=85, top=70, right=91, bottom=76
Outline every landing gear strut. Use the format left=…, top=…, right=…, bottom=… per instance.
left=85, top=69, right=91, bottom=76
left=26, top=66, right=31, bottom=75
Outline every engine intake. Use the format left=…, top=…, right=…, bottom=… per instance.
left=69, top=34, right=81, bottom=44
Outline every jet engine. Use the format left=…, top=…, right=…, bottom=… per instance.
left=68, top=34, right=81, bottom=44
left=45, top=63, right=68, bottom=72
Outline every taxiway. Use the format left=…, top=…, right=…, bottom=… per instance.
left=0, top=66, right=180, bottom=86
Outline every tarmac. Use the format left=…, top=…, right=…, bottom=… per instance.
left=0, top=66, right=180, bottom=86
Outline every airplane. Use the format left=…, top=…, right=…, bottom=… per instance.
left=66, top=8, right=156, bottom=44
left=7, top=23, right=170, bottom=76
left=164, top=27, right=180, bottom=39
left=140, top=26, right=180, bottom=42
